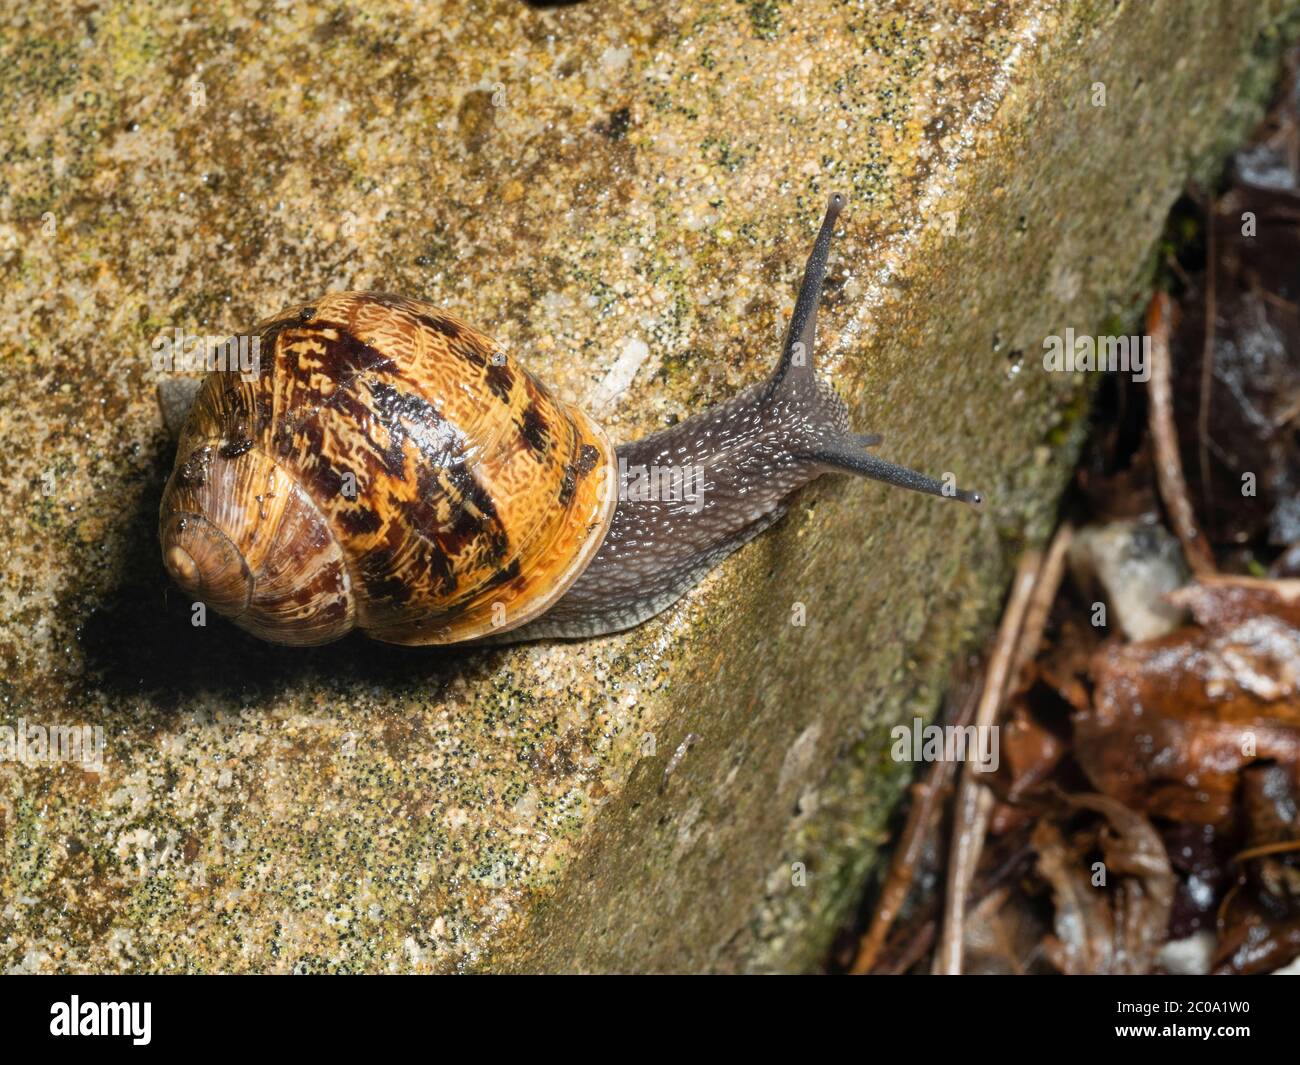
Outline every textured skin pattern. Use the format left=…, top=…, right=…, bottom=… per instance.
left=505, top=371, right=851, bottom=640
left=502, top=195, right=868, bottom=641
left=159, top=292, right=616, bottom=645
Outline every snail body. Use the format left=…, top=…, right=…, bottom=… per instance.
left=160, top=195, right=981, bottom=646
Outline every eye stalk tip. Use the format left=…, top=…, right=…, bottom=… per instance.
left=956, top=488, right=984, bottom=508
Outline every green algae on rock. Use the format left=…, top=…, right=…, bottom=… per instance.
left=1, top=0, right=1297, bottom=972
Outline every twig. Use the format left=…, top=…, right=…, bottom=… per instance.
left=875, top=837, right=1036, bottom=974
left=1010, top=523, right=1074, bottom=688
left=1231, top=838, right=1300, bottom=865
left=1146, top=291, right=1217, bottom=576
left=934, top=786, right=994, bottom=975
left=933, top=551, right=1041, bottom=975
left=1287, top=49, right=1300, bottom=185
left=1198, top=199, right=1217, bottom=515
left=1259, top=289, right=1298, bottom=316
left=849, top=678, right=980, bottom=975
left=1176, top=575, right=1300, bottom=600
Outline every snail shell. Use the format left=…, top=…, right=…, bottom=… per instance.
left=159, top=292, right=616, bottom=646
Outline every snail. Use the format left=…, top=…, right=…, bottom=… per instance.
left=159, top=194, right=982, bottom=646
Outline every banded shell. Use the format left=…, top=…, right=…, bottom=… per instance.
left=159, top=292, right=617, bottom=645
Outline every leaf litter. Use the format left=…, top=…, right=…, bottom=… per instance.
left=831, top=47, right=1300, bottom=977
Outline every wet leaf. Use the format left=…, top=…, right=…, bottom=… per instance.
left=1075, top=582, right=1300, bottom=827
left=1035, top=794, right=1174, bottom=975
left=1213, top=763, right=1300, bottom=974
left=1000, top=703, right=1066, bottom=802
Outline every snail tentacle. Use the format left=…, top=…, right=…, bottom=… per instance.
left=798, top=442, right=984, bottom=508
left=765, top=192, right=845, bottom=400
left=505, top=193, right=981, bottom=641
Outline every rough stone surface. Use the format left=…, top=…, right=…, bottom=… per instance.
left=0, top=1, right=1294, bottom=973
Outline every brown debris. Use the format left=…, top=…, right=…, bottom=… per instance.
left=1213, top=762, right=1300, bottom=974
left=1075, top=582, right=1300, bottom=828
left=1172, top=183, right=1300, bottom=554
left=838, top=46, right=1300, bottom=977
left=1036, top=794, right=1174, bottom=975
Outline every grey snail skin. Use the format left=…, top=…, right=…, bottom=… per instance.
left=512, top=193, right=982, bottom=640
left=158, top=193, right=983, bottom=647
